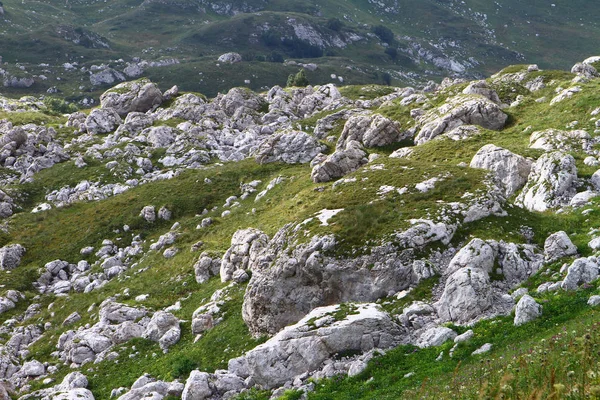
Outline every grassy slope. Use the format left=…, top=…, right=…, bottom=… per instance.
left=1, top=64, right=600, bottom=399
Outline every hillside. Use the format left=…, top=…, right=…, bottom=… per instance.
left=0, top=55, right=600, bottom=399
left=0, top=0, right=599, bottom=101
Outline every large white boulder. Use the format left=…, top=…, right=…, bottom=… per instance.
left=470, top=144, right=532, bottom=197
left=544, top=231, right=578, bottom=262
left=414, top=96, right=507, bottom=145
left=514, top=294, right=542, bottom=326
left=100, top=78, right=164, bottom=117
left=229, top=303, right=402, bottom=389
left=515, top=151, right=578, bottom=212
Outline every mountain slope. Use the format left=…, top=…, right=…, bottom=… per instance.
left=0, top=54, right=600, bottom=399
left=0, top=0, right=598, bottom=100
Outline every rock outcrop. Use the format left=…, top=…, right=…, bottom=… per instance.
left=515, top=151, right=578, bottom=212
left=100, top=79, right=164, bottom=116
left=470, top=144, right=531, bottom=197
left=311, top=141, right=367, bottom=183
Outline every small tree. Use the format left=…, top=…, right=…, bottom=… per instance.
left=287, top=69, right=309, bottom=87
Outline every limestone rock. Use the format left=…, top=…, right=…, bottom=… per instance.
left=311, top=140, right=367, bottom=183
left=462, top=80, right=501, bottom=103
left=255, top=131, right=322, bottom=164
left=140, top=206, right=156, bottom=222
left=416, top=326, right=457, bottom=348
left=514, top=294, right=542, bottom=326
left=529, top=129, right=591, bottom=152
left=182, top=371, right=212, bottom=400
left=220, top=228, right=269, bottom=282
left=218, top=52, right=242, bottom=64
left=515, top=151, right=578, bottom=212
left=435, top=267, right=494, bottom=324
left=194, top=253, right=221, bottom=284
left=571, top=62, right=599, bottom=79
left=85, top=108, right=122, bottom=134
left=143, top=311, right=181, bottom=352
left=143, top=126, right=177, bottom=148
left=336, top=114, right=406, bottom=149
left=90, top=68, right=125, bottom=86
left=415, top=96, right=507, bottom=145
left=561, top=257, right=599, bottom=290
left=470, top=144, right=532, bottom=197
left=446, top=238, right=495, bottom=276
left=0, top=244, right=25, bottom=270
left=100, top=79, right=164, bottom=116
left=229, top=303, right=403, bottom=389
left=544, top=231, right=578, bottom=262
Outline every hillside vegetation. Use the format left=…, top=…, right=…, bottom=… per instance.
left=0, top=55, right=599, bottom=399
left=0, top=0, right=599, bottom=100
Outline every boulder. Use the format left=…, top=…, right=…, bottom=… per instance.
left=90, top=68, right=125, bottom=86
left=561, top=257, right=599, bottom=290
left=571, top=62, right=598, bottom=79
left=53, top=388, right=95, bottom=400
left=99, top=300, right=147, bottom=324
left=0, top=244, right=25, bottom=270
left=143, top=311, right=181, bottom=352
left=182, top=371, right=213, bottom=400
left=570, top=190, right=599, bottom=207
left=462, top=80, right=501, bottom=103
left=515, top=151, right=578, bottom=212
left=100, top=79, right=164, bottom=116
left=529, top=129, right=591, bottom=152
left=255, top=131, right=322, bottom=164
left=140, top=206, right=156, bottom=222
left=297, top=84, right=343, bottom=118
left=194, top=253, right=221, bottom=284
left=336, top=114, right=405, bottom=149
left=229, top=303, right=403, bottom=389
left=311, top=140, right=368, bottom=183
left=218, top=52, right=242, bottom=64
left=514, top=294, right=542, bottom=326
left=220, top=228, right=269, bottom=282
left=544, top=231, right=578, bottom=262
left=218, top=87, right=266, bottom=117
left=242, top=228, right=415, bottom=336
left=445, top=238, right=495, bottom=276
left=143, top=126, right=177, bottom=148
left=435, top=267, right=494, bottom=324
left=18, top=360, right=45, bottom=377
left=85, top=108, right=122, bottom=134
left=416, top=326, right=457, bottom=348
left=414, top=96, right=508, bottom=145
left=469, top=144, right=532, bottom=197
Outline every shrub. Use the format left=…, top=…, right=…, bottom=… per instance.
left=287, top=69, right=309, bottom=87
left=326, top=18, right=344, bottom=32
left=373, top=25, right=395, bottom=44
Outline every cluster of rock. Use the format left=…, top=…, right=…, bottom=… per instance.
left=35, top=237, right=144, bottom=295
left=57, top=300, right=180, bottom=367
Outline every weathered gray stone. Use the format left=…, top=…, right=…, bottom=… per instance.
left=470, top=144, right=532, bottom=197
left=0, top=244, right=25, bottom=270
left=255, top=131, right=322, bottom=164
left=515, top=151, right=578, bottom=212
left=311, top=140, right=367, bottom=183
left=229, top=303, right=403, bottom=389
left=514, top=294, right=542, bottom=326
left=561, top=257, right=599, bottom=290
left=100, top=79, right=164, bottom=116
left=544, top=231, right=578, bottom=262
